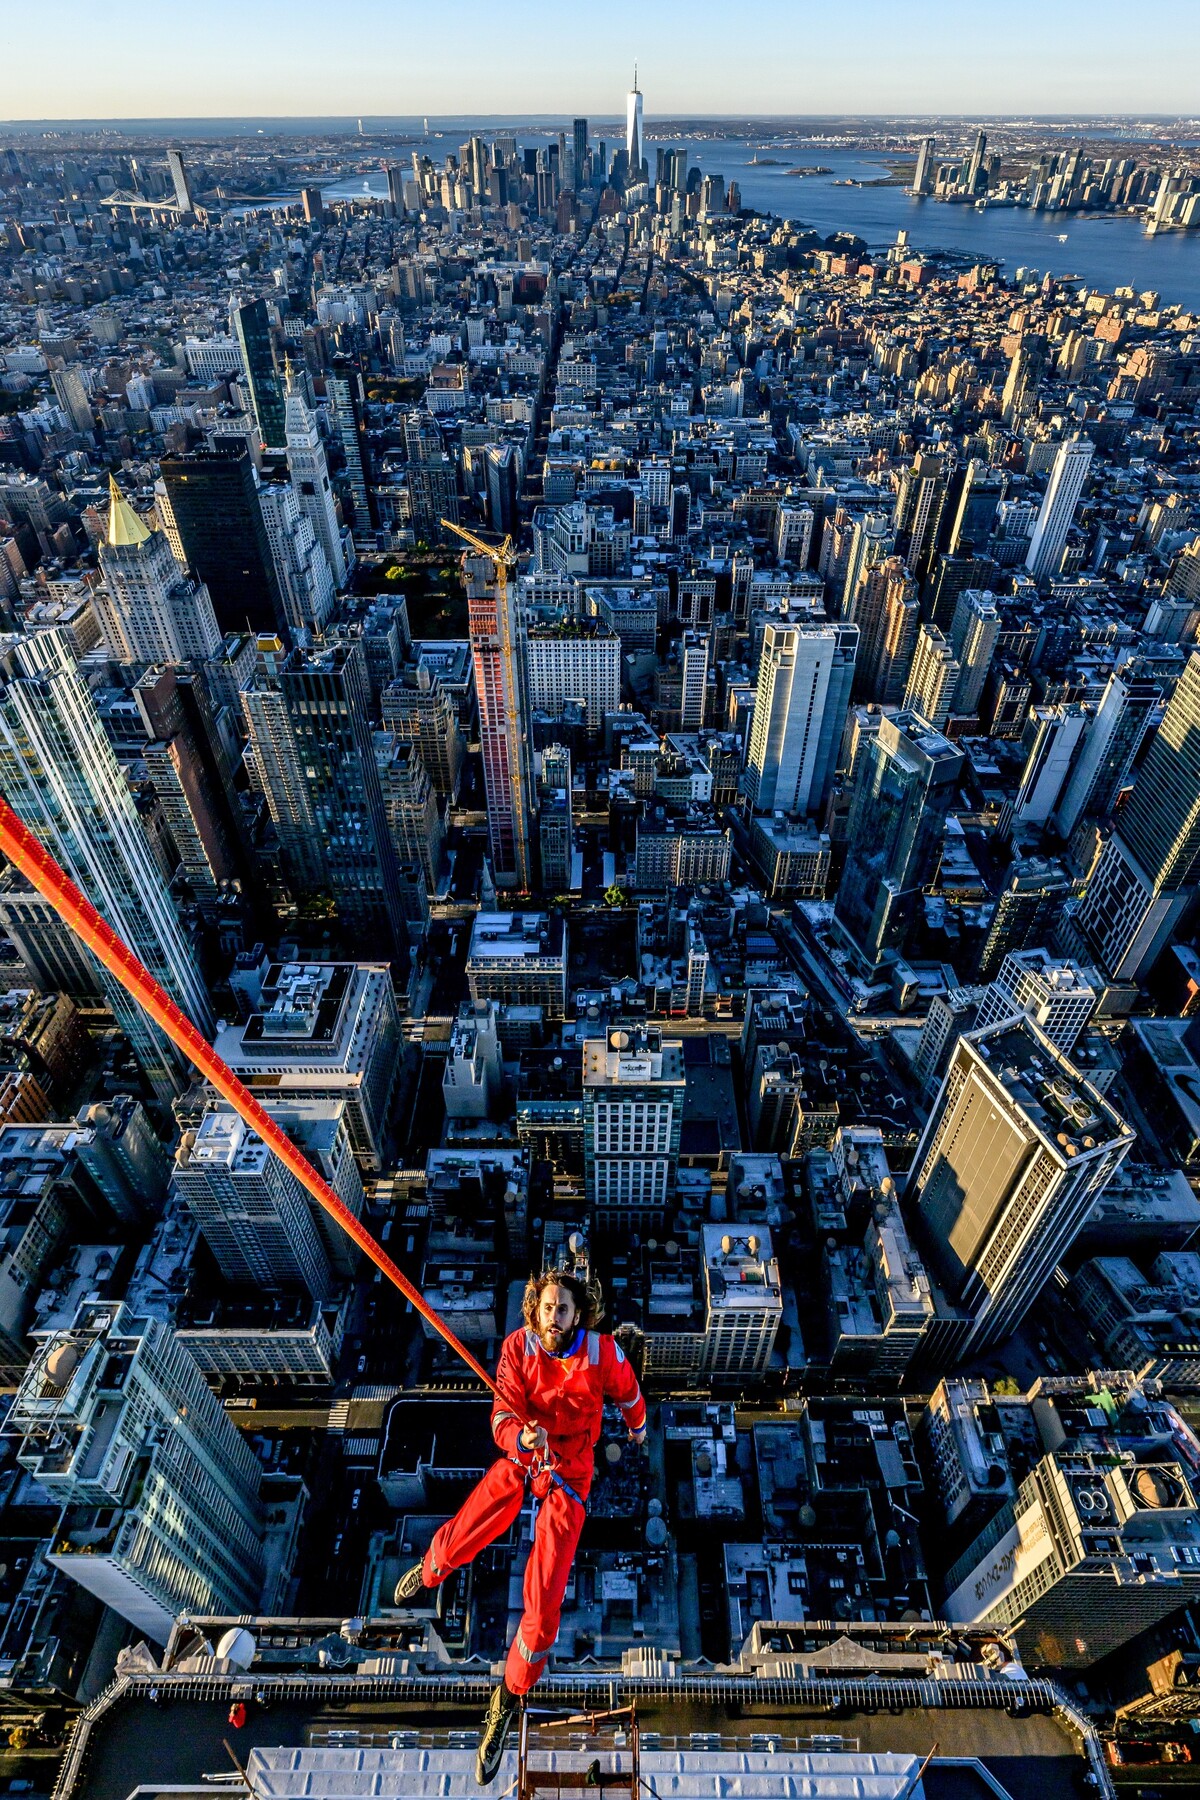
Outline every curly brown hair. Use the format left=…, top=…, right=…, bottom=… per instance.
left=521, top=1268, right=604, bottom=1331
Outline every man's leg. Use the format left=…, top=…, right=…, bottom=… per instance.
left=503, top=1481, right=586, bottom=1696
left=396, top=1458, right=527, bottom=1605
left=424, top=1457, right=527, bottom=1586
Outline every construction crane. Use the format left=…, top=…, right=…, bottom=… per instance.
left=440, top=518, right=532, bottom=892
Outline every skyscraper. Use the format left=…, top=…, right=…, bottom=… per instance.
left=850, top=556, right=916, bottom=701
left=1078, top=651, right=1200, bottom=979
left=10, top=1302, right=265, bottom=1642
left=973, top=949, right=1097, bottom=1055
left=231, top=297, right=286, bottom=450
left=464, top=551, right=533, bottom=890
left=744, top=622, right=858, bottom=817
left=864, top=568, right=920, bottom=705
left=1012, top=704, right=1090, bottom=827
left=910, top=1018, right=1133, bottom=1358
left=1053, top=669, right=1161, bottom=838
left=258, top=477, right=336, bottom=637
left=51, top=367, right=94, bottom=437
left=0, top=628, right=213, bottom=1101
left=573, top=118, right=589, bottom=188
left=166, top=146, right=194, bottom=213
left=840, top=510, right=894, bottom=619
left=903, top=624, right=960, bottom=732
left=133, top=665, right=247, bottom=916
left=965, top=130, right=988, bottom=195
left=1000, top=334, right=1047, bottom=426
left=626, top=70, right=644, bottom=182
left=375, top=733, right=444, bottom=894
left=834, top=711, right=963, bottom=970
left=911, top=136, right=936, bottom=196
left=948, top=458, right=1005, bottom=556
left=525, top=622, right=621, bottom=726
left=284, top=378, right=348, bottom=586
left=173, top=1107, right=335, bottom=1300
left=583, top=1026, right=685, bottom=1229
left=894, top=453, right=948, bottom=580
left=327, top=363, right=372, bottom=529
left=97, top=477, right=221, bottom=663
left=1025, top=436, right=1094, bottom=580
left=948, top=588, right=1000, bottom=716
left=679, top=628, right=709, bottom=732
left=700, top=1223, right=783, bottom=1378
left=240, top=638, right=407, bottom=953
left=0, top=869, right=105, bottom=999
left=160, top=440, right=286, bottom=635
left=382, top=656, right=466, bottom=799
left=977, top=856, right=1074, bottom=981
left=484, top=442, right=520, bottom=536
left=538, top=742, right=573, bottom=890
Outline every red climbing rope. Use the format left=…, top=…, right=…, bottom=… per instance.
left=0, top=794, right=526, bottom=1416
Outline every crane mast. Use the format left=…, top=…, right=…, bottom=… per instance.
left=442, top=518, right=532, bottom=891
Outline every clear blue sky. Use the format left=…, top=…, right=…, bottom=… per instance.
left=5, top=0, right=1200, bottom=121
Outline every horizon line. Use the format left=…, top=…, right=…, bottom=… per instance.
left=4, top=110, right=1200, bottom=128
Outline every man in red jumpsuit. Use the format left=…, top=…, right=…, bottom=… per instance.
left=393, top=1269, right=647, bottom=1782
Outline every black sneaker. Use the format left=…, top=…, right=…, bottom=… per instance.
left=475, top=1682, right=520, bottom=1785
left=392, top=1561, right=429, bottom=1607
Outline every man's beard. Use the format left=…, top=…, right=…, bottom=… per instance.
left=540, top=1322, right=576, bottom=1354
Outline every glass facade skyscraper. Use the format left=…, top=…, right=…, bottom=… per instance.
left=231, top=296, right=287, bottom=449
left=834, top=710, right=963, bottom=970
left=0, top=628, right=213, bottom=1101
left=160, top=440, right=285, bottom=635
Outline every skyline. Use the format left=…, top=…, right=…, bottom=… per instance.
left=5, top=0, right=1200, bottom=121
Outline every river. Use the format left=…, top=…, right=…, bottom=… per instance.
left=311, top=129, right=1200, bottom=311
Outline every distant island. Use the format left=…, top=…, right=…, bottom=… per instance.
left=745, top=154, right=784, bottom=165
left=786, top=165, right=833, bottom=177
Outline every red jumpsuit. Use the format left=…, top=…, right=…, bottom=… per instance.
left=420, top=1325, right=646, bottom=1694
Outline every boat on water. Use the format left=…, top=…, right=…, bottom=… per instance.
left=1057, top=233, right=1069, bottom=242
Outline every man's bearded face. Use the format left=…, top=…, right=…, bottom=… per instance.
left=537, top=1282, right=579, bottom=1354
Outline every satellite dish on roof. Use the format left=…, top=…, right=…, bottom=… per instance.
left=646, top=1516, right=669, bottom=1548
left=216, top=1627, right=257, bottom=1669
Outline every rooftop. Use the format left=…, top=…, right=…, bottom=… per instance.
left=582, top=1027, right=685, bottom=1088
left=965, top=1018, right=1132, bottom=1156
left=701, top=1223, right=782, bottom=1310
left=467, top=912, right=565, bottom=962
left=64, top=1623, right=1089, bottom=1800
